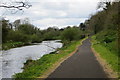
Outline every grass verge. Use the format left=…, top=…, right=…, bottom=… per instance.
left=14, top=38, right=87, bottom=78
left=91, top=35, right=119, bottom=78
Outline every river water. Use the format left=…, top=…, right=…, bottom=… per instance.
left=0, top=40, right=63, bottom=79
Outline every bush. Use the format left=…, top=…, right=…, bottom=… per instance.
left=96, top=30, right=117, bottom=43
left=43, top=32, right=54, bottom=40
left=30, top=34, right=42, bottom=43
left=7, top=30, right=30, bottom=43
left=61, top=27, right=82, bottom=41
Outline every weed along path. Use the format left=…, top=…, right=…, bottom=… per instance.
left=47, top=38, right=107, bottom=78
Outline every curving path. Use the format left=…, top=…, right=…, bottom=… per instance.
left=47, top=38, right=107, bottom=78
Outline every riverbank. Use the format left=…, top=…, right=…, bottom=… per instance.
left=14, top=38, right=87, bottom=78
left=2, top=40, right=63, bottom=78
left=2, top=40, right=61, bottom=50
left=2, top=42, right=31, bottom=50
left=91, top=35, right=119, bottom=78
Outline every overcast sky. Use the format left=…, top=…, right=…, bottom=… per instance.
left=0, top=0, right=99, bottom=29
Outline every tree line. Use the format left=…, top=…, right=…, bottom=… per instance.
left=86, top=1, right=119, bottom=55
left=1, top=18, right=87, bottom=46
left=86, top=1, right=119, bottom=42
left=86, top=1, right=119, bottom=75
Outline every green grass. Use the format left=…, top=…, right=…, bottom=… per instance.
left=91, top=35, right=119, bottom=73
left=14, top=38, right=86, bottom=78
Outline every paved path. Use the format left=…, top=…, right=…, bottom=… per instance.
left=48, top=38, right=107, bottom=78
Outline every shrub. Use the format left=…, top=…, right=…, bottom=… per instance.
left=7, top=30, right=30, bottom=43
left=61, top=27, right=82, bottom=41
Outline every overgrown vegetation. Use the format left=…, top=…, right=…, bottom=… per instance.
left=87, top=1, right=119, bottom=77
left=14, top=38, right=85, bottom=78
left=91, top=35, right=118, bottom=73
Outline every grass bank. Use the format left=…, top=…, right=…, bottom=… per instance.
left=14, top=38, right=86, bottom=78
left=91, top=35, right=119, bottom=77
left=2, top=42, right=32, bottom=50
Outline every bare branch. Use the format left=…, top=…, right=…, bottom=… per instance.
left=0, top=1, right=32, bottom=10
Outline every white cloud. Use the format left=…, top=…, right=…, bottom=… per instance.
left=32, top=18, right=88, bottom=29
left=30, top=0, right=99, bottom=3
left=0, top=0, right=99, bottom=29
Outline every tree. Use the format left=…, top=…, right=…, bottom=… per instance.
left=18, top=24, right=35, bottom=35
left=7, top=30, right=30, bottom=42
left=0, top=20, right=2, bottom=44
left=13, top=19, right=21, bottom=30
left=79, top=23, right=86, bottom=31
left=42, top=27, right=60, bottom=40
left=0, top=1, right=32, bottom=10
left=2, top=19, right=11, bottom=43
left=61, top=27, right=81, bottom=41
left=0, top=0, right=32, bottom=14
left=97, top=1, right=111, bottom=11
left=21, top=18, right=30, bottom=24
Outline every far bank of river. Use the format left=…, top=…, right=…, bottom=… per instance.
left=1, top=40, right=63, bottom=79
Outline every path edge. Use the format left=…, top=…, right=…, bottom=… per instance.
left=91, top=46, right=118, bottom=78
left=38, top=38, right=87, bottom=78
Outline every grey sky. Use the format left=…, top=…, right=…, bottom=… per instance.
left=0, top=0, right=99, bottom=29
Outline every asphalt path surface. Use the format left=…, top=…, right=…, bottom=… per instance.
left=48, top=38, right=107, bottom=78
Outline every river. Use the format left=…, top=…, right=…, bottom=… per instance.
left=0, top=40, right=63, bottom=79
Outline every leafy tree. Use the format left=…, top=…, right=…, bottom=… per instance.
left=0, top=20, right=2, bottom=44
left=97, top=1, right=111, bottom=11
left=61, top=27, right=82, bottom=41
left=13, top=19, right=21, bottom=30
left=30, top=34, right=41, bottom=43
left=7, top=30, right=30, bottom=42
left=18, top=24, right=35, bottom=35
left=79, top=23, right=86, bottom=31
left=2, top=19, right=11, bottom=43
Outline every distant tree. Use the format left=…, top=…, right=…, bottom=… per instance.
left=59, top=28, right=64, bottom=31
left=2, top=19, right=10, bottom=43
left=9, top=23, right=13, bottom=29
left=42, top=27, right=60, bottom=40
left=7, top=30, right=30, bottom=42
left=22, top=18, right=30, bottom=24
left=18, top=24, right=35, bottom=35
left=66, top=26, right=71, bottom=29
left=73, top=25, right=78, bottom=28
left=13, top=19, right=21, bottom=30
left=61, top=27, right=81, bottom=41
left=0, top=20, right=2, bottom=44
left=79, top=23, right=86, bottom=31
left=97, top=1, right=111, bottom=11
